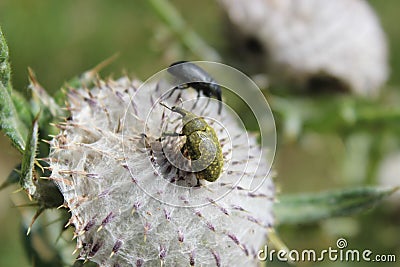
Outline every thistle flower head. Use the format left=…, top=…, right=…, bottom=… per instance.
left=48, top=69, right=275, bottom=266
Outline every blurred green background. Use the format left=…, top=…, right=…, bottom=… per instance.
left=1, top=0, right=399, bottom=266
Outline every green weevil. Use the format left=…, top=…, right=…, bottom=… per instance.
left=160, top=103, right=223, bottom=182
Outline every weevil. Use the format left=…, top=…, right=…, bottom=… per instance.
left=160, top=103, right=223, bottom=183
left=167, top=61, right=223, bottom=114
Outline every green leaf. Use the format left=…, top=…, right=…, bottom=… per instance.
left=0, top=26, right=11, bottom=90
left=28, top=68, right=64, bottom=143
left=20, top=115, right=39, bottom=198
left=12, top=90, right=33, bottom=128
left=274, top=187, right=398, bottom=225
left=0, top=27, right=29, bottom=153
left=0, top=82, right=29, bottom=153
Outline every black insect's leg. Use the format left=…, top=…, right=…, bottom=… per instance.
left=200, top=97, right=211, bottom=116
left=217, top=94, right=222, bottom=114
left=170, top=168, right=179, bottom=183
left=191, top=90, right=201, bottom=111
left=195, top=178, right=201, bottom=187
left=167, top=84, right=189, bottom=98
left=167, top=86, right=178, bottom=98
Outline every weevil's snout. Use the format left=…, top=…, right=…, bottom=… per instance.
left=160, top=102, right=186, bottom=116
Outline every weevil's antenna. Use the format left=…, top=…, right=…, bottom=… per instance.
left=178, top=98, right=184, bottom=108
left=160, top=101, right=186, bottom=116
left=159, top=102, right=173, bottom=111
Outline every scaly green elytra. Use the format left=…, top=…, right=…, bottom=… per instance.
left=160, top=103, right=223, bottom=182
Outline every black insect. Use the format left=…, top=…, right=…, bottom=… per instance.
left=167, top=61, right=222, bottom=114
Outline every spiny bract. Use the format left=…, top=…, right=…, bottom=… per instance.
left=48, top=77, right=275, bottom=266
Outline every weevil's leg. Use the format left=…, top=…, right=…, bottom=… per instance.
left=180, top=142, right=186, bottom=155
left=157, top=131, right=183, bottom=159
left=160, top=132, right=184, bottom=140
left=146, top=141, right=158, bottom=167
left=137, top=133, right=150, bottom=149
left=174, top=91, right=182, bottom=103
left=169, top=115, right=183, bottom=125
left=180, top=143, right=191, bottom=160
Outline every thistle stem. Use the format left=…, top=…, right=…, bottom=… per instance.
left=146, top=0, right=221, bottom=61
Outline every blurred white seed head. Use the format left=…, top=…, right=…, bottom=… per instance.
left=48, top=76, right=275, bottom=266
left=378, top=152, right=400, bottom=202
left=219, top=0, right=389, bottom=96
